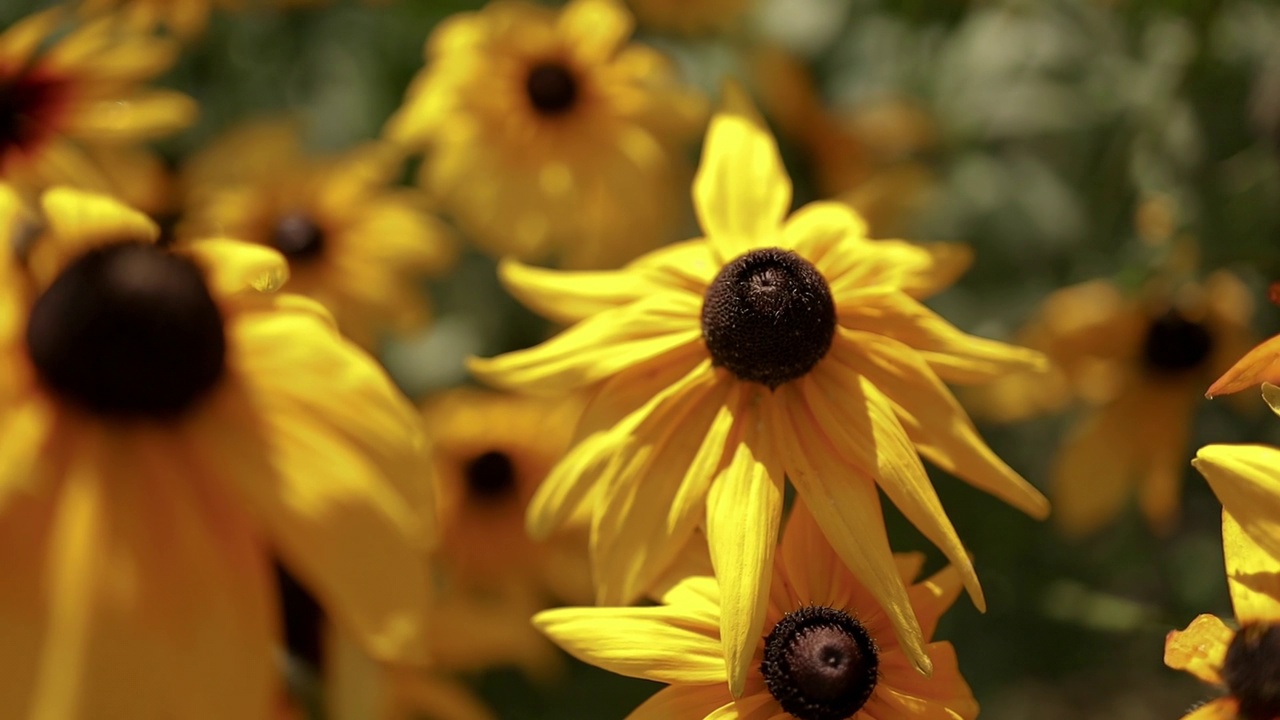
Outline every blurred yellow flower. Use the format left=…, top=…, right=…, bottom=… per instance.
left=471, top=90, right=1046, bottom=694
left=536, top=501, right=979, bottom=720
left=383, top=0, right=706, bottom=269
left=0, top=10, right=195, bottom=196
left=0, top=185, right=434, bottom=718
left=968, top=274, right=1254, bottom=537
left=1165, top=510, right=1280, bottom=720
left=78, top=0, right=240, bottom=40
left=181, top=120, right=455, bottom=348
left=626, top=0, right=751, bottom=35
left=425, top=388, right=592, bottom=604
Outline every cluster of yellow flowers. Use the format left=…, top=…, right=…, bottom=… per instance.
left=2, top=0, right=1278, bottom=718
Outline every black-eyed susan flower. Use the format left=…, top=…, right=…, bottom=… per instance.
left=425, top=388, right=592, bottom=604
left=181, top=120, right=455, bottom=348
left=0, top=184, right=433, bottom=718
left=625, top=0, right=751, bottom=35
left=969, top=274, right=1254, bottom=537
left=1165, top=509, right=1280, bottom=720
left=0, top=9, right=195, bottom=195
left=471, top=89, right=1047, bottom=694
left=535, top=500, right=979, bottom=720
left=383, top=0, right=706, bottom=269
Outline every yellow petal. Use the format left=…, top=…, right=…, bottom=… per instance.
left=775, top=396, right=930, bottom=675
left=834, top=332, right=1049, bottom=518
left=824, top=238, right=972, bottom=300
left=1207, top=335, right=1280, bottom=397
left=592, top=373, right=730, bottom=606
left=867, top=643, right=978, bottom=720
left=693, top=84, right=792, bottom=264
left=1178, top=699, right=1240, bottom=720
left=61, top=90, right=197, bottom=139
left=499, top=258, right=659, bottom=324
left=32, top=434, right=275, bottom=720
left=908, top=566, right=966, bottom=641
left=0, top=8, right=62, bottom=69
left=781, top=201, right=866, bottom=267
left=1223, top=509, right=1280, bottom=624
left=0, top=471, right=57, bottom=714
left=627, top=684, right=733, bottom=720
left=534, top=606, right=726, bottom=684
left=704, top=693, right=777, bottom=720
left=34, top=187, right=157, bottom=285
left=777, top=499, right=859, bottom=612
left=204, top=302, right=434, bottom=665
left=1193, top=444, right=1280, bottom=565
left=467, top=294, right=702, bottom=395
left=1263, top=382, right=1280, bottom=417
left=706, top=391, right=785, bottom=697
left=559, top=0, right=633, bottom=62
left=187, top=238, right=290, bottom=296
left=1051, top=399, right=1139, bottom=537
left=837, top=295, right=1045, bottom=383
left=1164, top=614, right=1233, bottom=685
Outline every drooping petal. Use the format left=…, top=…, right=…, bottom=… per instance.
left=693, top=85, right=791, bottom=264
left=774, top=396, right=930, bottom=675
left=1134, top=383, right=1197, bottom=535
left=499, top=259, right=663, bottom=324
left=627, top=684, right=733, bottom=720
left=837, top=297, right=1046, bottom=384
left=467, top=294, right=703, bottom=395
left=592, top=371, right=729, bottom=605
left=798, top=367, right=984, bottom=610
left=1206, top=335, right=1280, bottom=398
left=706, top=389, right=785, bottom=697
left=1051, top=396, right=1140, bottom=538
left=31, top=433, right=276, bottom=720
left=0, top=8, right=62, bottom=69
left=202, top=298, right=434, bottom=665
left=187, top=238, right=290, bottom=296
left=833, top=332, right=1048, bottom=518
left=534, top=606, right=726, bottom=684
left=1222, top=509, right=1280, bottom=624
left=1164, top=614, right=1233, bottom=685
left=1193, top=444, right=1280, bottom=564
left=60, top=90, right=197, bottom=139
left=33, top=187, right=157, bottom=285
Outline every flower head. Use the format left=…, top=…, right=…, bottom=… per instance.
left=472, top=87, right=1047, bottom=693
left=180, top=120, right=455, bottom=348
left=0, top=184, right=434, bottom=718
left=0, top=10, right=195, bottom=195
left=383, top=0, right=706, bottom=268
left=535, top=501, right=978, bottom=720
left=1165, top=510, right=1280, bottom=720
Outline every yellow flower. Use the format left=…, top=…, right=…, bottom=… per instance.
left=383, top=0, right=706, bottom=269
left=1164, top=510, right=1280, bottom=720
left=77, top=0, right=240, bottom=40
left=425, top=388, right=592, bottom=603
left=535, top=500, right=979, bottom=720
left=968, top=275, right=1254, bottom=537
left=1207, top=332, right=1280, bottom=398
left=0, top=184, right=434, bottom=718
left=181, top=120, right=455, bottom=348
left=625, top=0, right=751, bottom=35
left=0, top=9, right=196, bottom=195
left=471, top=89, right=1047, bottom=694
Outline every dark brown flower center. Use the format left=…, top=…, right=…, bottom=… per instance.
left=1141, top=309, right=1213, bottom=374
left=762, top=606, right=879, bottom=720
left=0, top=71, right=66, bottom=159
left=25, top=242, right=226, bottom=419
left=276, top=562, right=325, bottom=671
left=701, top=248, right=836, bottom=389
left=271, top=212, right=326, bottom=262
left=525, top=62, right=578, bottom=116
left=1224, top=622, right=1280, bottom=720
left=464, top=450, right=517, bottom=503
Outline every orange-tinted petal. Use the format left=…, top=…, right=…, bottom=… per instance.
left=1164, top=614, right=1233, bottom=685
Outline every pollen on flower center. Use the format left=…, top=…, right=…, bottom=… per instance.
left=700, top=248, right=836, bottom=389
left=464, top=450, right=517, bottom=503
left=0, top=72, right=65, bottom=156
left=761, top=606, right=879, bottom=720
left=1141, top=309, right=1213, bottom=374
left=272, top=211, right=326, bottom=262
left=26, top=242, right=227, bottom=419
left=525, top=62, right=578, bottom=116
left=1224, top=622, right=1280, bottom=720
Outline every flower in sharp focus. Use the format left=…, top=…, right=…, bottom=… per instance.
left=1165, top=510, right=1280, bottom=720
left=967, top=274, right=1254, bottom=537
left=535, top=500, right=979, bottom=720
left=425, top=388, right=592, bottom=604
left=383, top=0, right=706, bottom=269
left=0, top=9, right=195, bottom=195
left=180, top=120, right=455, bottom=349
left=470, top=88, right=1048, bottom=694
left=0, top=184, right=434, bottom=718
